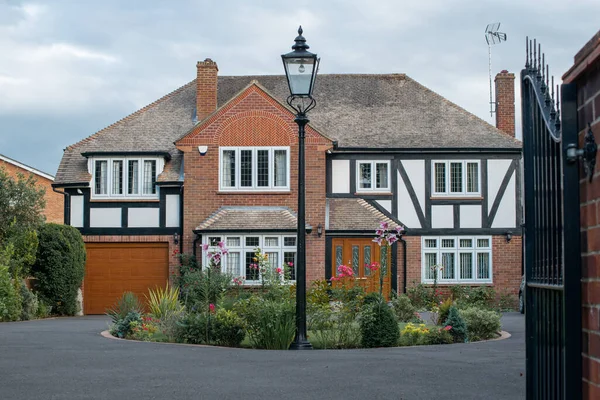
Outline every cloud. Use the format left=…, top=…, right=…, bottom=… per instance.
left=1, top=0, right=599, bottom=174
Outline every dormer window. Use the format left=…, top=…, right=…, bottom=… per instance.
left=91, top=157, right=163, bottom=199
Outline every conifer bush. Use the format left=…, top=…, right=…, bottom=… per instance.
left=444, top=306, right=468, bottom=343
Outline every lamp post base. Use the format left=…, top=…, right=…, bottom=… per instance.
left=289, top=338, right=313, bottom=350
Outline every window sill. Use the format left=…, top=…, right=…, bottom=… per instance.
left=89, top=198, right=160, bottom=203
left=430, top=196, right=483, bottom=200
left=354, top=192, right=392, bottom=196
left=217, top=191, right=291, bottom=195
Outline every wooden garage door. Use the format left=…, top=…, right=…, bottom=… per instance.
left=84, top=243, right=169, bottom=315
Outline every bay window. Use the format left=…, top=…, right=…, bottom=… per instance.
left=219, top=147, right=290, bottom=191
left=91, top=157, right=162, bottom=199
left=203, top=234, right=297, bottom=283
left=422, top=236, right=492, bottom=283
left=432, top=160, right=480, bottom=197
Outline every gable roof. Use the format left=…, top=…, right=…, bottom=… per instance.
left=0, top=153, right=54, bottom=181
left=326, top=198, right=402, bottom=231
left=54, top=74, right=520, bottom=185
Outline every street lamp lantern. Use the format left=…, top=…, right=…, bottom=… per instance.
left=282, top=26, right=319, bottom=350
left=282, top=26, right=319, bottom=98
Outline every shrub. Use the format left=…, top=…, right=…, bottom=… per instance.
left=460, top=307, right=501, bottom=341
left=391, top=295, right=416, bottom=322
left=420, top=327, right=453, bottom=345
left=178, top=269, right=233, bottom=312
left=438, top=297, right=454, bottom=326
left=19, top=281, right=39, bottom=321
left=444, top=306, right=468, bottom=343
left=359, top=299, right=399, bottom=348
left=399, top=323, right=429, bottom=346
left=308, top=302, right=360, bottom=349
left=0, top=264, right=21, bottom=321
left=496, top=290, right=517, bottom=312
left=31, top=224, right=86, bottom=315
left=36, top=299, right=51, bottom=318
left=176, top=312, right=211, bottom=344
left=146, top=283, right=184, bottom=320
left=406, top=282, right=431, bottom=310
left=106, top=292, right=143, bottom=324
left=307, top=279, right=330, bottom=306
left=110, top=311, right=142, bottom=338
left=129, top=315, right=162, bottom=342
left=456, top=286, right=496, bottom=310
left=212, top=309, right=246, bottom=347
left=235, top=296, right=295, bottom=350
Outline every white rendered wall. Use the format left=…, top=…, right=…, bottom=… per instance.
left=70, top=196, right=84, bottom=228
left=431, top=205, right=454, bottom=228
left=401, top=160, right=425, bottom=212
left=90, top=208, right=121, bottom=228
left=128, top=208, right=160, bottom=228
left=492, top=172, right=517, bottom=228
left=397, top=170, right=421, bottom=228
left=166, top=195, right=180, bottom=227
left=460, top=205, right=482, bottom=228
left=376, top=200, right=392, bottom=214
left=488, top=160, right=512, bottom=205
left=331, top=160, right=350, bottom=193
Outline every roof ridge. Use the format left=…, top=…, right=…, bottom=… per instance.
left=404, top=75, right=522, bottom=144
left=66, top=79, right=196, bottom=151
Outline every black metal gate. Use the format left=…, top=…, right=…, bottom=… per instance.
left=521, top=39, right=582, bottom=399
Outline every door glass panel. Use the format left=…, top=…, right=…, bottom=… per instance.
left=380, top=246, right=388, bottom=276
left=352, top=245, right=359, bottom=276
left=335, top=245, right=343, bottom=269
left=364, top=246, right=371, bottom=276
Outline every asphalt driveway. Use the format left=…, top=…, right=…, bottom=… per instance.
left=0, top=313, right=525, bottom=400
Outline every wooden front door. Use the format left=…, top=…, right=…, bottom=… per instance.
left=331, top=238, right=392, bottom=299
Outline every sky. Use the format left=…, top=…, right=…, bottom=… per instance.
left=1, top=0, right=599, bottom=176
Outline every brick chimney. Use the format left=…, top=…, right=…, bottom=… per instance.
left=196, top=58, right=218, bottom=122
left=494, top=70, right=515, bottom=137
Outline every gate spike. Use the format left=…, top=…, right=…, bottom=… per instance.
left=550, top=76, right=556, bottom=118
left=541, top=53, right=547, bottom=93
left=530, top=39, right=533, bottom=70
left=555, top=84, right=561, bottom=131
left=533, top=39, right=537, bottom=70
left=537, top=43, right=542, bottom=80
left=525, top=36, right=530, bottom=68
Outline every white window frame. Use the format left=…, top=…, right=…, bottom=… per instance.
left=202, top=233, right=297, bottom=284
left=421, top=236, right=492, bottom=284
left=89, top=156, right=163, bottom=200
left=431, top=160, right=481, bottom=197
left=219, top=147, right=290, bottom=192
left=356, top=160, right=391, bottom=192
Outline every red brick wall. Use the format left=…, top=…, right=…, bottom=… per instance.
left=177, top=84, right=332, bottom=282
left=495, top=71, right=516, bottom=137
left=563, top=30, right=600, bottom=399
left=397, top=235, right=522, bottom=300
left=0, top=160, right=63, bottom=224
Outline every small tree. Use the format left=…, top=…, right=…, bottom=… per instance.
left=0, top=167, right=45, bottom=279
left=444, top=306, right=468, bottom=343
left=31, top=224, right=86, bottom=315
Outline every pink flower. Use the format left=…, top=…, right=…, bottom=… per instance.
left=375, top=229, right=384, bottom=236
left=387, top=234, right=398, bottom=244
left=218, top=241, right=226, bottom=249
left=373, top=237, right=383, bottom=245
left=209, top=304, right=215, bottom=313
left=287, top=262, right=294, bottom=267
left=443, top=326, right=452, bottom=331
left=202, top=244, right=209, bottom=252
left=276, top=267, right=283, bottom=274
left=330, top=276, right=339, bottom=282
left=396, top=225, right=405, bottom=233
left=379, top=221, right=389, bottom=230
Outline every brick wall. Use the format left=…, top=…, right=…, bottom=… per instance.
left=495, top=70, right=516, bottom=137
left=563, top=30, right=600, bottom=399
left=0, top=160, right=63, bottom=224
left=177, top=84, right=332, bottom=282
left=397, top=235, right=522, bottom=300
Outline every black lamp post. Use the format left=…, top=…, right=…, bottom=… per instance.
left=282, top=26, right=319, bottom=350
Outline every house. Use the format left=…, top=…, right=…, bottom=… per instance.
left=0, top=153, right=63, bottom=224
left=53, top=59, right=522, bottom=314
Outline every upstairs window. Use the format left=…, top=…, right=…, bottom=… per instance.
left=220, top=147, right=289, bottom=191
left=357, top=161, right=390, bottom=192
left=92, top=157, right=162, bottom=199
left=432, top=160, right=480, bottom=197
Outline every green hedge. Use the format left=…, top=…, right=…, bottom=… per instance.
left=31, top=224, right=86, bottom=316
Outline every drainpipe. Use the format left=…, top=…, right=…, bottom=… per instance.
left=52, top=186, right=70, bottom=225
left=192, top=234, right=201, bottom=259
left=401, top=237, right=407, bottom=294
left=179, top=185, right=184, bottom=255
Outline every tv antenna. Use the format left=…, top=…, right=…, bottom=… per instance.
left=485, top=23, right=507, bottom=117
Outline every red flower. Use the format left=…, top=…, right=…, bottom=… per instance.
left=209, top=303, right=215, bottom=313
left=443, top=325, right=452, bottom=331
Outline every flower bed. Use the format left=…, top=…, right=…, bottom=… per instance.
left=106, top=223, right=503, bottom=349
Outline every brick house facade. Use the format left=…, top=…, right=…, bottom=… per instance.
left=53, top=57, right=523, bottom=314
left=0, top=153, right=63, bottom=224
